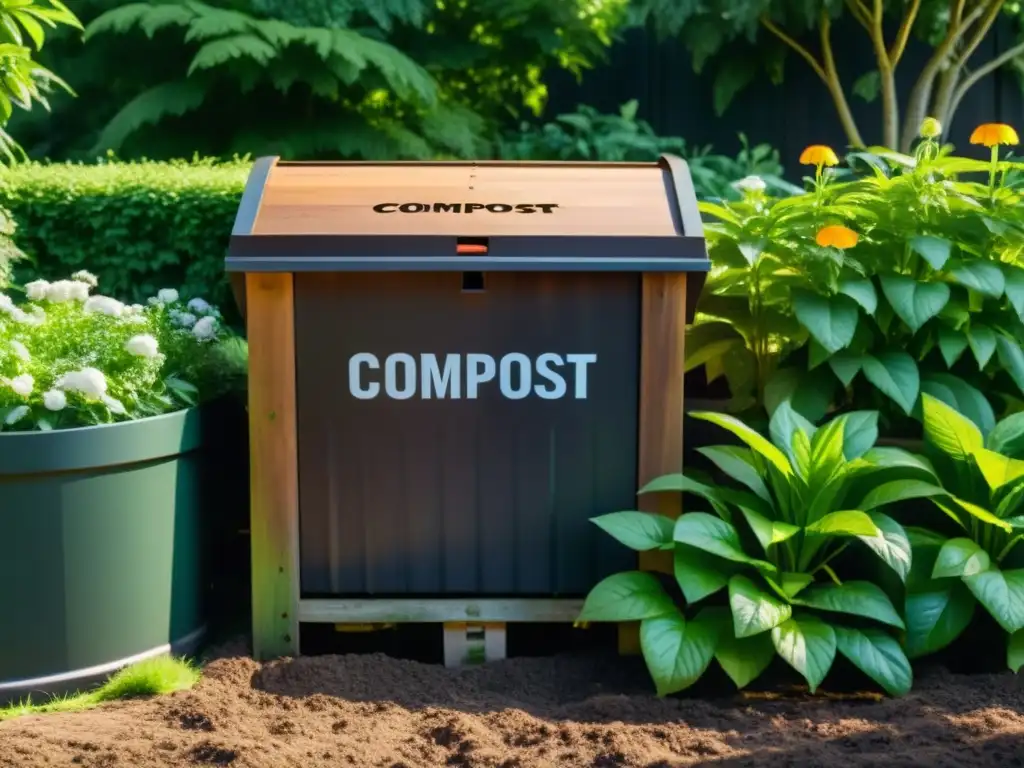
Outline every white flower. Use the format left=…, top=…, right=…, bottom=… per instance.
left=102, top=395, right=127, bottom=415
left=10, top=340, right=29, bottom=361
left=124, top=304, right=145, bottom=316
left=0, top=294, right=13, bottom=312
left=125, top=334, right=160, bottom=358
left=170, top=310, right=197, bottom=328
left=157, top=288, right=179, bottom=304
left=192, top=315, right=218, bottom=341
left=56, top=367, right=108, bottom=399
left=72, top=270, right=99, bottom=288
left=4, top=405, right=29, bottom=425
left=24, top=280, right=49, bottom=301
left=733, top=175, right=767, bottom=193
left=42, top=389, right=66, bottom=411
left=187, top=298, right=211, bottom=314
left=9, top=374, right=33, bottom=397
left=83, top=295, right=125, bottom=317
left=46, top=280, right=90, bottom=303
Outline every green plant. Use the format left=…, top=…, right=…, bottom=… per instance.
left=873, top=393, right=1024, bottom=670
left=0, top=655, right=199, bottom=720
left=633, top=0, right=1024, bottom=151
left=691, top=123, right=1024, bottom=433
left=0, top=270, right=246, bottom=430
left=579, top=403, right=917, bottom=697
left=0, top=157, right=248, bottom=314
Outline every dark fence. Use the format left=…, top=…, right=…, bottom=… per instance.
left=544, top=19, right=1023, bottom=169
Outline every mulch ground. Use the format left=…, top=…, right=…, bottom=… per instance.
left=2, top=638, right=1023, bottom=767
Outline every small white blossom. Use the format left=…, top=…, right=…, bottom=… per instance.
left=42, top=389, right=66, bottom=411
left=71, top=270, right=99, bottom=288
left=186, top=298, right=211, bottom=314
left=5, top=405, right=29, bottom=425
left=192, top=315, right=218, bottom=341
left=125, top=334, right=160, bottom=358
left=157, top=288, right=179, bottom=304
left=733, top=175, right=767, bottom=193
left=10, top=340, right=29, bottom=361
left=24, top=280, right=49, bottom=301
left=170, top=310, right=197, bottom=328
left=9, top=374, right=33, bottom=397
left=46, top=280, right=90, bottom=303
left=56, top=367, right=108, bottom=399
left=102, top=395, right=127, bottom=415
left=83, top=295, right=125, bottom=317
left=124, top=304, right=145, bottom=316
left=0, top=294, right=13, bottom=313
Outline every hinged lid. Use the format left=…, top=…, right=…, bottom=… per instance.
left=227, top=156, right=709, bottom=272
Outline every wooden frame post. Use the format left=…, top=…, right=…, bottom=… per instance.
left=619, top=272, right=688, bottom=655
left=246, top=272, right=301, bottom=660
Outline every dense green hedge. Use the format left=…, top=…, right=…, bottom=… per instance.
left=0, top=158, right=248, bottom=314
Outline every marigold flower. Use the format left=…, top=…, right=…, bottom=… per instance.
left=816, top=225, right=859, bottom=249
left=970, top=123, right=1019, bottom=148
left=800, top=145, right=840, bottom=167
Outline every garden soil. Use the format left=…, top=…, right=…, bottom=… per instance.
left=2, top=639, right=1023, bottom=768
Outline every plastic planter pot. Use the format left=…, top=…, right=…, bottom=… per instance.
left=0, top=408, right=206, bottom=702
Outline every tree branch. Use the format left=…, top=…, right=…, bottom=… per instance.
left=956, top=0, right=1004, bottom=68
left=890, top=0, right=922, bottom=66
left=845, top=0, right=873, bottom=32
left=946, top=39, right=1024, bottom=129
left=760, top=16, right=828, bottom=82
left=820, top=10, right=866, bottom=147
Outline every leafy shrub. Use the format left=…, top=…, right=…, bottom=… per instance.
left=0, top=158, right=248, bottom=315
left=874, top=394, right=1024, bottom=670
left=579, top=403, right=918, bottom=697
left=495, top=101, right=802, bottom=200
left=690, top=122, right=1024, bottom=433
left=0, top=271, right=244, bottom=431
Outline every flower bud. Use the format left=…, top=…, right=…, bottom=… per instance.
left=920, top=117, right=942, bottom=139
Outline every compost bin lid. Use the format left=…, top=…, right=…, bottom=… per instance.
left=227, top=156, right=709, bottom=272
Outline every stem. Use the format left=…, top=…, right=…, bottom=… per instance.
left=820, top=11, right=866, bottom=147
left=990, top=144, right=999, bottom=189
left=997, top=534, right=1024, bottom=564
left=760, top=16, right=828, bottom=81
left=947, top=40, right=1024, bottom=133
left=932, top=65, right=960, bottom=132
left=868, top=0, right=899, bottom=148
left=815, top=541, right=851, bottom=572
left=820, top=564, right=843, bottom=586
left=958, top=0, right=1005, bottom=69
left=890, top=0, right=923, bottom=66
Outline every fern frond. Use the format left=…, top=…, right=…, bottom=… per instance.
left=85, top=3, right=194, bottom=41
left=230, top=118, right=403, bottom=160
left=90, top=80, right=207, bottom=153
left=250, top=18, right=306, bottom=48
left=375, top=119, right=433, bottom=159
left=328, top=30, right=436, bottom=104
left=183, top=7, right=255, bottom=44
left=188, top=34, right=277, bottom=75
left=419, top=102, right=488, bottom=158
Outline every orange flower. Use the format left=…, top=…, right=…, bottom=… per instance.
left=970, top=123, right=1019, bottom=148
left=799, top=145, right=840, bottom=167
left=816, top=225, right=858, bottom=249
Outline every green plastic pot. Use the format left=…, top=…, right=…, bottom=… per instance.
left=0, top=408, right=207, bottom=703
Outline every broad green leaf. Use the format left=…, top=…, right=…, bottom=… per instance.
left=904, top=582, right=975, bottom=658
left=996, top=335, right=1024, bottom=397
left=794, top=581, right=905, bottom=629
left=839, top=279, right=878, bottom=315
left=937, top=495, right=1012, bottom=532
left=974, top=449, right=1024, bottom=491
left=792, top=290, right=859, bottom=354
left=638, top=472, right=719, bottom=502
left=738, top=240, right=765, bottom=264
left=1009, top=629, right=1024, bottom=673
left=689, top=411, right=793, bottom=477
left=833, top=411, right=879, bottom=460
left=639, top=609, right=718, bottom=696
left=768, top=571, right=815, bottom=599
left=861, top=352, right=920, bottom=415
left=764, top=367, right=832, bottom=423
left=674, top=513, right=773, bottom=569
left=697, top=446, right=771, bottom=502
left=591, top=512, right=675, bottom=552
left=937, top=325, right=969, bottom=367
left=805, top=510, right=880, bottom=537
left=949, top=260, right=1006, bottom=298
left=685, top=322, right=745, bottom=372
left=740, top=507, right=800, bottom=553
left=578, top=572, right=675, bottom=622
left=859, top=479, right=947, bottom=510
left=1005, top=516, right=1024, bottom=529
left=920, top=374, right=996, bottom=437
left=1005, top=265, right=1024, bottom=322
left=920, top=393, right=983, bottom=460
left=769, top=400, right=817, bottom=467
left=857, top=511, right=913, bottom=581
left=988, top=412, right=1024, bottom=458
left=932, top=537, right=991, bottom=578
left=879, top=275, right=950, bottom=332
left=967, top=325, right=998, bottom=368
left=715, top=630, right=775, bottom=689
left=909, top=235, right=951, bottom=270
left=674, top=545, right=732, bottom=604
left=834, top=626, right=912, bottom=697
left=828, top=351, right=863, bottom=387
left=728, top=574, right=792, bottom=638
left=858, top=447, right=937, bottom=480
left=964, top=567, right=1024, bottom=632
left=771, top=616, right=837, bottom=693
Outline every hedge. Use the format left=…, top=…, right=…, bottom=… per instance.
left=0, top=157, right=249, bottom=317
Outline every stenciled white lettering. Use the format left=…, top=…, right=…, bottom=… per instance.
left=346, top=352, right=597, bottom=401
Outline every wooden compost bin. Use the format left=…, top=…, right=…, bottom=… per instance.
left=227, top=157, right=710, bottom=663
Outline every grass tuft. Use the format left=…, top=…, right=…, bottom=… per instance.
left=0, top=655, right=199, bottom=721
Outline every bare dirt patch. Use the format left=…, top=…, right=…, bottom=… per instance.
left=2, top=640, right=1023, bottom=767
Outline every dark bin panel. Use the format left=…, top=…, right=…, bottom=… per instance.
left=295, top=271, right=639, bottom=597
